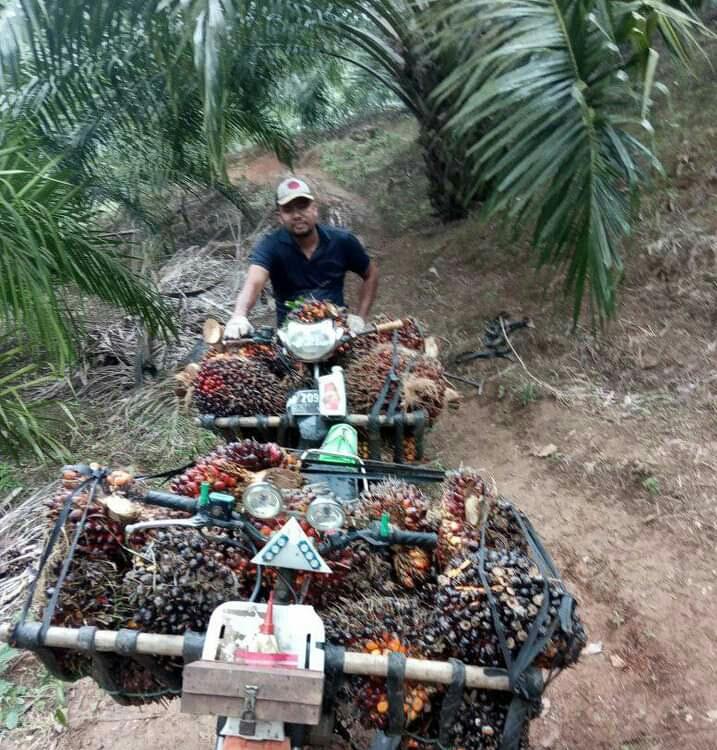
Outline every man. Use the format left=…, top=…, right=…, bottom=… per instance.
left=225, top=177, right=379, bottom=338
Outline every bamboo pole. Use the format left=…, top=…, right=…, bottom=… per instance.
left=201, top=413, right=425, bottom=429
left=0, top=623, right=510, bottom=691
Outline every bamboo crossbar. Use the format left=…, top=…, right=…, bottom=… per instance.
left=0, top=623, right=510, bottom=691
left=198, top=413, right=425, bottom=429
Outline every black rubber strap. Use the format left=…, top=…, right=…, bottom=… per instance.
left=392, top=412, right=405, bottom=463
left=116, top=628, right=140, bottom=657
left=499, top=668, right=543, bottom=750
left=323, top=644, right=345, bottom=711
left=182, top=630, right=206, bottom=664
left=17, top=476, right=94, bottom=625
left=77, top=626, right=98, bottom=652
left=256, top=414, right=269, bottom=441
left=40, top=477, right=102, bottom=643
left=199, top=414, right=217, bottom=430
left=439, top=658, right=466, bottom=747
left=370, top=331, right=401, bottom=419
left=386, top=651, right=406, bottom=736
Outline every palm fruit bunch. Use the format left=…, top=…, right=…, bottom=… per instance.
left=120, top=528, right=251, bottom=635
left=113, top=658, right=173, bottom=706
left=402, top=357, right=447, bottom=421
left=346, top=344, right=409, bottom=413
left=232, top=342, right=290, bottom=376
left=437, top=469, right=497, bottom=566
left=347, top=317, right=425, bottom=362
left=192, top=353, right=290, bottom=416
left=43, top=557, right=123, bottom=629
left=286, top=297, right=347, bottom=326
left=346, top=346, right=447, bottom=422
left=170, top=439, right=289, bottom=499
left=44, top=488, right=127, bottom=562
left=325, top=597, right=439, bottom=732
left=447, top=690, right=530, bottom=750
left=355, top=480, right=436, bottom=590
left=428, top=548, right=586, bottom=669
left=357, top=480, right=434, bottom=531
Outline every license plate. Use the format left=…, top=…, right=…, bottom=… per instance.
left=288, top=389, right=320, bottom=416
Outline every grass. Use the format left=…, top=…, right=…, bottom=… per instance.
left=0, top=646, right=67, bottom=737
left=0, top=463, right=19, bottom=494
left=318, top=117, right=432, bottom=233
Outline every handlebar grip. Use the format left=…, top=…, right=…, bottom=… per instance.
left=374, top=319, right=405, bottom=334
left=140, top=490, right=198, bottom=515
left=386, top=530, right=438, bottom=549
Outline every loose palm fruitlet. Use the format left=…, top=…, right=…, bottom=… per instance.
left=120, top=528, right=253, bottom=636
left=170, top=439, right=288, bottom=498
left=192, top=353, right=290, bottom=417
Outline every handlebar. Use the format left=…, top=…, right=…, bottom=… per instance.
left=129, top=487, right=437, bottom=553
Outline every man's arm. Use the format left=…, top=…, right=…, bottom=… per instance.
left=357, top=261, right=378, bottom=320
left=225, top=264, right=269, bottom=337
left=233, top=264, right=269, bottom=317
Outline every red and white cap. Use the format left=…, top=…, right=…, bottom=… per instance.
left=276, top=177, right=315, bottom=206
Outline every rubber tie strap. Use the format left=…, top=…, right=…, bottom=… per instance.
left=386, top=651, right=406, bottom=736
left=438, top=658, right=466, bottom=748
left=323, top=644, right=345, bottom=711
left=116, top=628, right=140, bottom=657
left=77, top=626, right=98, bottom=653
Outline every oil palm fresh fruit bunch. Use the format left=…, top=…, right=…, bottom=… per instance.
left=192, top=353, right=290, bottom=416
left=120, top=528, right=250, bottom=635
left=170, top=439, right=289, bottom=499
left=325, top=597, right=439, bottom=731
left=437, top=469, right=496, bottom=566
left=429, top=548, right=586, bottom=670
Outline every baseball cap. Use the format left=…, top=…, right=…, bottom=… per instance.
left=276, top=177, right=315, bottom=206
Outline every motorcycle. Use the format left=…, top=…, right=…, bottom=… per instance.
left=198, top=314, right=430, bottom=463
left=3, top=442, right=519, bottom=750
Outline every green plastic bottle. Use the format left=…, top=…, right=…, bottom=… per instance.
left=199, top=481, right=211, bottom=509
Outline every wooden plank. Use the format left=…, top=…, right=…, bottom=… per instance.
left=181, top=693, right=321, bottom=725
left=183, top=661, right=324, bottom=706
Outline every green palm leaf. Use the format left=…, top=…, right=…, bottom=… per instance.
left=434, top=0, right=707, bottom=322
left=0, top=121, right=176, bottom=366
left=0, top=346, right=70, bottom=461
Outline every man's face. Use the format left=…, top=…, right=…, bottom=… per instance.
left=278, top=197, right=319, bottom=238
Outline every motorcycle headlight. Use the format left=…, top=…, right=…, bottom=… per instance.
left=243, top=481, right=283, bottom=519
left=306, top=497, right=346, bottom=531
left=283, top=320, right=337, bottom=362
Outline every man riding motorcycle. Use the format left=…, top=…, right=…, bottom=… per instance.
left=226, top=177, right=379, bottom=338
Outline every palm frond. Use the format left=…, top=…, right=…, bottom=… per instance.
left=0, top=347, right=69, bottom=461
left=0, top=122, right=177, bottom=365
left=434, top=0, right=707, bottom=322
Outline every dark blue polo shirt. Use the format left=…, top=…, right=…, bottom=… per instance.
left=250, top=224, right=371, bottom=323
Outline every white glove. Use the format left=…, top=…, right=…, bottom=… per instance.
left=224, top=315, right=253, bottom=340
left=347, top=314, right=368, bottom=333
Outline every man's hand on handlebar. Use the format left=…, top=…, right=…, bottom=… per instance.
left=347, top=314, right=368, bottom=334
left=225, top=314, right=253, bottom=339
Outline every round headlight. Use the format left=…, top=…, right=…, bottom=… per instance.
left=306, top=497, right=345, bottom=532
left=243, top=481, right=283, bottom=519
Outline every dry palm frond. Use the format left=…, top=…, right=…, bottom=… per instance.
left=0, top=482, right=58, bottom=620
